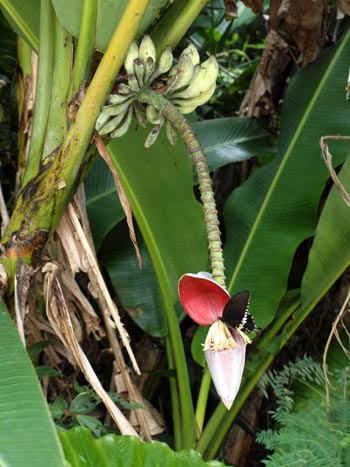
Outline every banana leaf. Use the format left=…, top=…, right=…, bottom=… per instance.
left=300, top=153, right=350, bottom=311
left=192, top=117, right=274, bottom=170
left=85, top=157, right=124, bottom=250
left=223, top=30, right=350, bottom=327
left=0, top=0, right=40, bottom=51
left=52, top=0, right=170, bottom=52
left=101, top=221, right=169, bottom=336
left=59, top=426, right=226, bottom=466
left=103, top=124, right=208, bottom=336
left=0, top=301, right=66, bottom=466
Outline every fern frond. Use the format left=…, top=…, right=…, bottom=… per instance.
left=257, top=355, right=350, bottom=467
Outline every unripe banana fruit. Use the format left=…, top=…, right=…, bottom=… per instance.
left=138, top=35, right=156, bottom=67
left=165, top=54, right=195, bottom=94
left=180, top=44, right=200, bottom=66
left=96, top=36, right=218, bottom=146
left=171, top=56, right=219, bottom=100
left=157, top=46, right=173, bottom=75
left=124, top=41, right=139, bottom=76
left=172, top=82, right=216, bottom=113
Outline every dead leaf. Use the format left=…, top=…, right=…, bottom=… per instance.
left=94, top=133, right=142, bottom=268
left=320, top=135, right=350, bottom=207
left=43, top=261, right=139, bottom=437
left=337, top=0, right=350, bottom=16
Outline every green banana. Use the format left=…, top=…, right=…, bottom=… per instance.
left=146, top=105, right=162, bottom=125
left=144, top=122, right=163, bottom=148
left=166, top=54, right=194, bottom=94
left=171, top=55, right=218, bottom=99
left=144, top=56, right=156, bottom=84
left=180, top=43, right=200, bottom=66
left=96, top=36, right=219, bottom=141
left=173, top=82, right=216, bottom=114
left=110, top=106, right=133, bottom=138
left=157, top=46, right=173, bottom=75
left=133, top=104, right=147, bottom=128
left=133, top=58, right=145, bottom=87
left=98, top=110, right=128, bottom=135
left=138, top=35, right=156, bottom=66
left=108, top=93, right=133, bottom=105
left=127, top=73, right=140, bottom=93
left=124, top=41, right=139, bottom=75
left=117, top=83, right=133, bottom=95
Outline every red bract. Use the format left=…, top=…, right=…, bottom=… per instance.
left=178, top=272, right=249, bottom=410
left=178, top=272, right=230, bottom=325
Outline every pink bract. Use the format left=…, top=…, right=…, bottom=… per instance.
left=204, top=328, right=246, bottom=409
left=178, top=272, right=230, bottom=326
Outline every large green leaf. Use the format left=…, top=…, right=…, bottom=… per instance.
left=104, top=124, right=207, bottom=335
left=52, top=0, right=170, bottom=52
left=59, top=426, right=226, bottom=466
left=0, top=0, right=40, bottom=51
left=86, top=117, right=272, bottom=252
left=192, top=117, right=274, bottom=170
left=0, top=0, right=170, bottom=54
left=223, top=31, right=350, bottom=327
left=85, top=157, right=124, bottom=250
left=101, top=221, right=169, bottom=336
left=300, top=153, right=350, bottom=310
left=0, top=301, right=66, bottom=466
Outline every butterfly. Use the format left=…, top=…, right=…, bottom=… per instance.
left=220, top=290, right=257, bottom=333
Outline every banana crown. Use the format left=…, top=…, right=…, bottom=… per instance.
left=96, top=35, right=219, bottom=146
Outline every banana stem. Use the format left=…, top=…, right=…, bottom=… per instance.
left=1, top=0, right=150, bottom=250
left=21, top=0, right=55, bottom=187
left=69, top=0, right=97, bottom=99
left=150, top=0, right=208, bottom=55
left=165, top=338, right=182, bottom=450
left=17, top=37, right=32, bottom=185
left=195, top=366, right=211, bottom=435
left=138, top=88, right=226, bottom=287
left=43, top=17, right=72, bottom=157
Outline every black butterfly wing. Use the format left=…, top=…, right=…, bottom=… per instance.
left=221, top=290, right=257, bottom=333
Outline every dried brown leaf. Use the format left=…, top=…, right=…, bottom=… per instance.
left=337, top=0, right=350, bottom=16
left=94, top=133, right=142, bottom=268
left=42, top=261, right=139, bottom=437
left=14, top=263, right=34, bottom=344
left=320, top=135, right=350, bottom=207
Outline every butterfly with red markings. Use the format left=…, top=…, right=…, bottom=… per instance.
left=220, top=290, right=258, bottom=333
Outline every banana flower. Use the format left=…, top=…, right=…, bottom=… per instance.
left=178, top=272, right=255, bottom=409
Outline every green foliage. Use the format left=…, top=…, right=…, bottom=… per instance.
left=102, top=124, right=208, bottom=336
left=51, top=382, right=143, bottom=437
left=52, top=0, right=170, bottom=52
left=59, top=426, right=227, bottom=467
left=301, top=153, right=350, bottom=314
left=192, top=117, right=275, bottom=170
left=84, top=156, right=124, bottom=250
left=0, top=301, right=66, bottom=466
left=2, top=0, right=350, bottom=463
left=0, top=0, right=40, bottom=51
left=101, top=221, right=169, bottom=336
left=193, top=1, right=266, bottom=114
left=257, top=354, right=350, bottom=467
left=223, top=30, right=350, bottom=327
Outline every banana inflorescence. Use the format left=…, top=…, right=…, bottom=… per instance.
left=96, top=35, right=219, bottom=147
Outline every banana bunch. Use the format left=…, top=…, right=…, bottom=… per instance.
left=96, top=35, right=218, bottom=146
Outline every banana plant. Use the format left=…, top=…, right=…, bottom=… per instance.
left=0, top=0, right=349, bottom=465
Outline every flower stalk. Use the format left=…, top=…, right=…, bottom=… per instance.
left=138, top=88, right=226, bottom=287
